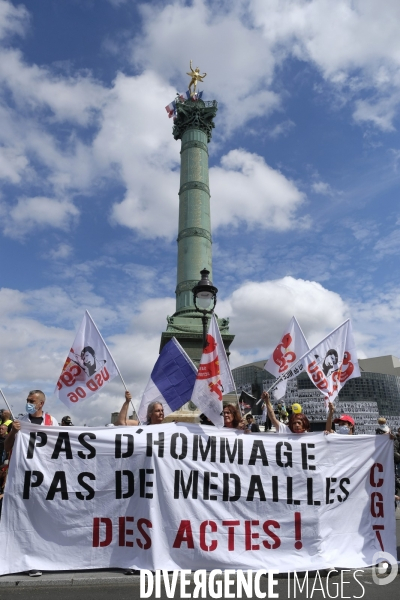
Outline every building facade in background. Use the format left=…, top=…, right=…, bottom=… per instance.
left=233, top=355, right=400, bottom=433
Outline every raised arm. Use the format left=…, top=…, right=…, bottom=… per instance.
left=261, top=391, right=280, bottom=430
left=4, top=420, right=20, bottom=454
left=115, top=391, right=138, bottom=426
left=325, top=401, right=334, bottom=433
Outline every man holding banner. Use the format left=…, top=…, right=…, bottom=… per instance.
left=5, top=390, right=57, bottom=456
left=4, top=389, right=57, bottom=578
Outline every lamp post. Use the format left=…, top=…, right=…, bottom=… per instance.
left=192, top=269, right=218, bottom=349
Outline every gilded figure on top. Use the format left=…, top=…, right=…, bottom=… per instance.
left=187, top=60, right=206, bottom=96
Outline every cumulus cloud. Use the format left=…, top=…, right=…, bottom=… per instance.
left=47, top=243, right=73, bottom=261
left=218, top=277, right=349, bottom=364
left=0, top=0, right=28, bottom=41
left=250, top=0, right=400, bottom=130
left=130, top=0, right=400, bottom=131
left=0, top=48, right=107, bottom=125
left=311, top=180, right=334, bottom=196
left=0, top=286, right=171, bottom=425
left=211, top=150, right=307, bottom=231
left=98, top=71, right=180, bottom=238
left=1, top=276, right=399, bottom=424
left=2, top=196, right=79, bottom=238
left=131, top=0, right=280, bottom=133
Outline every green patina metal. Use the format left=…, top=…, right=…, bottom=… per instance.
left=160, top=98, right=234, bottom=365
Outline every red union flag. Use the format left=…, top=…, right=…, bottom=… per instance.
left=281, top=319, right=360, bottom=408
left=190, top=314, right=235, bottom=427
left=55, top=311, right=119, bottom=407
left=264, top=317, right=309, bottom=399
left=291, top=319, right=360, bottom=407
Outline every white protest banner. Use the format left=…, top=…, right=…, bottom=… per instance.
left=55, top=311, right=120, bottom=407
left=190, top=314, right=236, bottom=427
left=264, top=317, right=309, bottom=399
left=0, top=422, right=396, bottom=575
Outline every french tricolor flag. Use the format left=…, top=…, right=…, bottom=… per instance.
left=165, top=100, right=176, bottom=118
left=137, top=337, right=197, bottom=424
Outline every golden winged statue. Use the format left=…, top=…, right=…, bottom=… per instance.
left=187, top=60, right=207, bottom=97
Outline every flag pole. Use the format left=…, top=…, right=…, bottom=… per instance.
left=85, top=311, right=137, bottom=418
left=262, top=318, right=351, bottom=397
left=0, top=388, right=15, bottom=420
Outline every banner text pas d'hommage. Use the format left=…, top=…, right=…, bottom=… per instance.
left=0, top=422, right=396, bottom=574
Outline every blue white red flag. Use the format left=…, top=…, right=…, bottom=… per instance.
left=165, top=100, right=176, bottom=118
left=137, top=337, right=197, bottom=423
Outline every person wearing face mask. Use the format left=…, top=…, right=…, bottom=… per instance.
left=326, top=402, right=355, bottom=435
left=5, top=390, right=58, bottom=455
left=4, top=390, right=57, bottom=577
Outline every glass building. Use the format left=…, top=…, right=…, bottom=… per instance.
left=232, top=355, right=400, bottom=433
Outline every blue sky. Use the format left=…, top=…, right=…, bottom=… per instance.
left=1, top=0, right=400, bottom=424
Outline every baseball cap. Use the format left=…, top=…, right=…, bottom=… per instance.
left=333, top=415, right=355, bottom=426
left=61, top=416, right=73, bottom=425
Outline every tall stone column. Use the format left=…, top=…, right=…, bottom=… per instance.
left=160, top=98, right=234, bottom=367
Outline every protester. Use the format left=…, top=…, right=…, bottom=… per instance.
left=146, top=401, right=164, bottom=425
left=376, top=417, right=390, bottom=435
left=262, top=391, right=310, bottom=433
left=0, top=425, right=7, bottom=465
left=326, top=402, right=355, bottom=434
left=115, top=391, right=138, bottom=425
left=5, top=390, right=58, bottom=455
left=223, top=404, right=242, bottom=429
left=4, top=390, right=57, bottom=576
left=261, top=398, right=271, bottom=431
left=0, top=410, right=13, bottom=432
left=61, top=416, right=73, bottom=426
left=245, top=413, right=260, bottom=433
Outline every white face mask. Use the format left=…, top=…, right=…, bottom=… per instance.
left=337, top=425, right=351, bottom=435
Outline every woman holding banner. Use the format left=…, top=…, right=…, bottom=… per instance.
left=262, top=391, right=310, bottom=434
left=146, top=402, right=165, bottom=425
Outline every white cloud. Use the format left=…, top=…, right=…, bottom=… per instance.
left=0, top=0, right=28, bottom=41
left=250, top=0, right=400, bottom=130
left=2, top=196, right=79, bottom=238
left=47, top=243, right=73, bottom=261
left=311, top=180, right=334, bottom=196
left=0, top=145, right=28, bottom=183
left=128, top=0, right=400, bottom=131
left=353, top=96, right=399, bottom=132
left=269, top=120, right=295, bottom=139
left=0, top=48, right=107, bottom=126
left=218, top=277, right=348, bottom=362
left=211, top=149, right=307, bottom=231
left=374, top=227, right=400, bottom=258
left=132, top=0, right=280, bottom=133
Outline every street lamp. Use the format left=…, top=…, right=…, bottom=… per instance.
left=192, top=268, right=218, bottom=349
